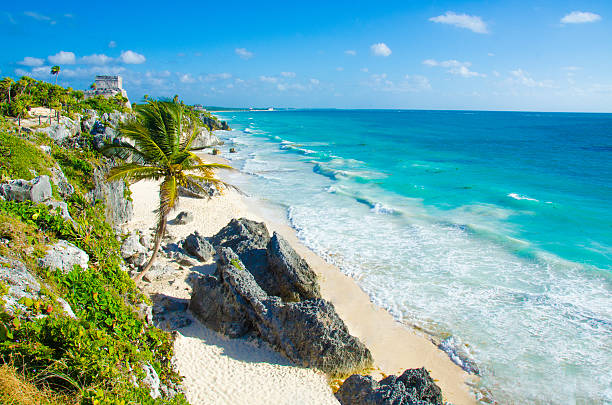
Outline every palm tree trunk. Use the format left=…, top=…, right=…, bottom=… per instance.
left=133, top=215, right=167, bottom=282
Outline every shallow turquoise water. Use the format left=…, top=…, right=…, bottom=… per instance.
left=215, top=110, right=612, bottom=404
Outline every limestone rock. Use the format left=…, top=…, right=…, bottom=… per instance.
left=121, top=233, right=147, bottom=259
left=183, top=231, right=214, bottom=262
left=0, top=256, right=41, bottom=313
left=173, top=211, right=193, bottom=225
left=190, top=247, right=268, bottom=338
left=39, top=240, right=89, bottom=273
left=0, top=175, right=52, bottom=203
left=266, top=232, right=321, bottom=301
left=142, top=263, right=176, bottom=282
left=141, top=363, right=161, bottom=399
left=189, top=127, right=222, bottom=150
left=45, top=200, right=73, bottom=223
left=209, top=218, right=272, bottom=292
left=0, top=256, right=75, bottom=318
left=50, top=167, right=75, bottom=199
left=256, top=298, right=372, bottom=376
left=335, top=368, right=443, bottom=405
left=177, top=179, right=220, bottom=199
left=190, top=247, right=372, bottom=376
left=87, top=161, right=133, bottom=226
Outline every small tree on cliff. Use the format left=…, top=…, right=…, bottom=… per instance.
left=50, top=65, right=61, bottom=84
left=103, top=99, right=232, bottom=282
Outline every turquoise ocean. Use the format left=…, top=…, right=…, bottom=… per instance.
left=214, top=110, right=612, bottom=404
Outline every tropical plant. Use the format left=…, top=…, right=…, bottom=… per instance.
left=50, top=66, right=60, bottom=85
left=103, top=99, right=232, bottom=281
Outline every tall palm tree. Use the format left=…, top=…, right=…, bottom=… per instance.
left=50, top=66, right=61, bottom=84
left=103, top=99, right=232, bottom=282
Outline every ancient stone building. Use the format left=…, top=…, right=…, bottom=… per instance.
left=84, top=75, right=130, bottom=107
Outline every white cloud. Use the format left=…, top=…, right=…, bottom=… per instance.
left=17, top=56, right=44, bottom=67
left=423, top=59, right=485, bottom=77
left=120, top=50, right=146, bottom=64
left=281, top=71, right=296, bottom=78
left=370, top=43, right=392, bottom=57
left=510, top=69, right=553, bottom=88
left=22, top=65, right=126, bottom=79
left=179, top=73, right=195, bottom=83
left=64, top=13, right=73, bottom=18
left=360, top=67, right=369, bottom=73
left=202, top=73, right=232, bottom=82
left=24, top=11, right=51, bottom=21
left=367, top=73, right=431, bottom=93
left=310, top=78, right=320, bottom=85
left=345, top=50, right=357, bottom=56
left=48, top=51, right=76, bottom=65
left=336, top=67, right=344, bottom=71
left=493, top=70, right=500, bottom=77
left=80, top=54, right=113, bottom=65
left=108, top=41, right=117, bottom=48
left=259, top=75, right=277, bottom=83
left=277, top=83, right=306, bottom=92
left=488, top=52, right=495, bottom=57
left=561, top=11, right=601, bottom=24
left=429, top=11, right=488, bottom=34
left=235, top=48, right=254, bottom=59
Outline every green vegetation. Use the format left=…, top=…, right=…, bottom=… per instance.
left=0, top=76, right=129, bottom=120
left=103, top=99, right=232, bottom=281
left=0, top=79, right=190, bottom=404
left=0, top=131, right=54, bottom=181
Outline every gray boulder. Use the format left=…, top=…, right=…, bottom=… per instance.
left=209, top=218, right=273, bottom=292
left=142, top=263, right=176, bottom=282
left=190, top=247, right=372, bottom=376
left=39, top=240, right=89, bottom=273
left=121, top=232, right=147, bottom=259
left=45, top=200, right=73, bottom=222
left=0, top=256, right=75, bottom=318
left=0, top=175, right=52, bottom=203
left=266, top=232, right=321, bottom=301
left=190, top=247, right=268, bottom=338
left=335, top=368, right=443, bottom=405
left=87, top=161, right=133, bottom=226
left=37, top=123, right=71, bottom=143
left=177, top=179, right=220, bottom=199
left=0, top=256, right=41, bottom=314
left=50, top=167, right=74, bottom=199
left=183, top=231, right=214, bottom=262
left=173, top=211, right=193, bottom=225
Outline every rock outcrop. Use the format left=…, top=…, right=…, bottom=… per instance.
left=87, top=161, right=133, bottom=226
left=177, top=179, right=220, bottom=199
left=183, top=231, right=214, bottom=262
left=266, top=232, right=321, bottom=301
left=173, top=211, right=193, bottom=225
left=189, top=127, right=222, bottom=150
left=209, top=218, right=273, bottom=293
left=0, top=255, right=75, bottom=318
left=39, top=240, right=89, bottom=273
left=190, top=247, right=372, bottom=376
left=0, top=175, right=52, bottom=203
left=335, top=368, right=444, bottom=405
left=121, top=232, right=147, bottom=259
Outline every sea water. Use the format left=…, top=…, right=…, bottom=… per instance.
left=213, top=110, right=612, bottom=404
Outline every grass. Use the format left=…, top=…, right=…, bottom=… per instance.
left=0, top=364, right=75, bottom=405
left=0, top=131, right=54, bottom=181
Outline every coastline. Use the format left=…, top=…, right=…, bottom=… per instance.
left=127, top=148, right=479, bottom=404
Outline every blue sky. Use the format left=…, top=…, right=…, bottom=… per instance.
left=2, top=0, right=611, bottom=111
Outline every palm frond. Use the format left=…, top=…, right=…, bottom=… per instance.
left=159, top=176, right=178, bottom=219
left=100, top=142, right=148, bottom=163
left=107, top=163, right=164, bottom=182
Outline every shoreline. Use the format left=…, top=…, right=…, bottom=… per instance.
left=127, top=150, right=479, bottom=404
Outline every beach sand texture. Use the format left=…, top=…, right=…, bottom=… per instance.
left=127, top=157, right=477, bottom=405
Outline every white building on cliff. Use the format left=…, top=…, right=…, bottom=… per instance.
left=84, top=75, right=130, bottom=107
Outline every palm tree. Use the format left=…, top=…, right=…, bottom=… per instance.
left=50, top=66, right=61, bottom=84
left=103, top=99, right=232, bottom=282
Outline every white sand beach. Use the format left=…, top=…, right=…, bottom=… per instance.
left=126, top=154, right=478, bottom=405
